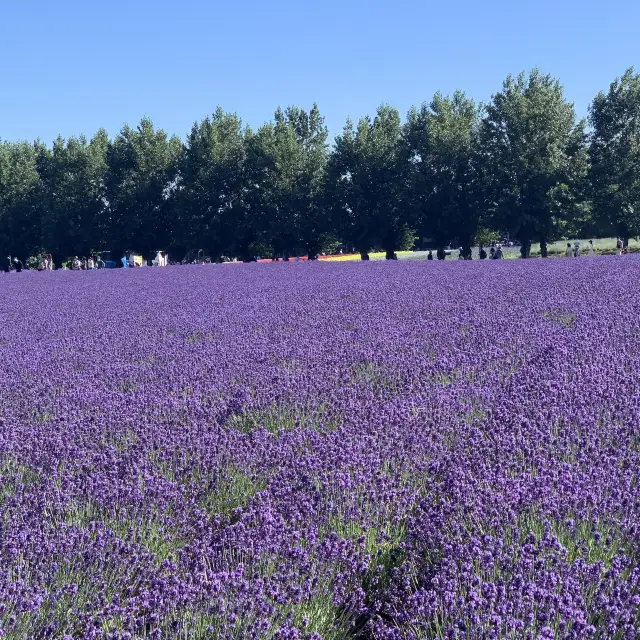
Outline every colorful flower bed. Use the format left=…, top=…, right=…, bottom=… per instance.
left=0, top=258, right=639, bottom=639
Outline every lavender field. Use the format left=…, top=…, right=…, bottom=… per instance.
left=1, top=259, right=639, bottom=640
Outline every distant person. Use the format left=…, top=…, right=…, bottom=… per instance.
left=13, top=257, right=23, bottom=273
left=495, top=245, right=504, bottom=259
left=96, top=257, right=105, bottom=269
left=616, top=237, right=623, bottom=255
left=489, top=247, right=495, bottom=259
left=5, top=256, right=12, bottom=273
left=121, top=256, right=128, bottom=268
left=88, top=256, right=94, bottom=270
left=436, top=247, right=446, bottom=261
left=565, top=243, right=573, bottom=257
left=479, top=246, right=487, bottom=260
left=427, top=250, right=433, bottom=261
left=573, top=241, right=580, bottom=257
left=457, top=247, right=464, bottom=260
left=587, top=241, right=596, bottom=257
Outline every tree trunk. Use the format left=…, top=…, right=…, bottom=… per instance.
left=540, top=239, right=548, bottom=258
left=360, top=252, right=370, bottom=261
left=385, top=249, right=398, bottom=260
left=520, top=239, right=532, bottom=259
left=462, top=244, right=472, bottom=260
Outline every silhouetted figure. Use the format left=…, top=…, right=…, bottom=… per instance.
left=479, top=246, right=487, bottom=260
left=427, top=251, right=433, bottom=261
left=436, top=247, right=446, bottom=261
left=5, top=256, right=12, bottom=273
left=13, top=258, right=23, bottom=273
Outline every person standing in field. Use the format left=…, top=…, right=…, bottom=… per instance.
left=479, top=246, right=487, bottom=260
left=587, top=240, right=596, bottom=257
left=427, top=250, right=433, bottom=261
left=495, top=245, right=504, bottom=259
left=13, top=257, right=23, bottom=273
left=573, top=241, right=580, bottom=257
left=616, top=237, right=624, bottom=255
left=565, top=243, right=573, bottom=257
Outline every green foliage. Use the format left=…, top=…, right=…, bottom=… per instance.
left=200, top=465, right=267, bottom=518
left=105, top=118, right=182, bottom=258
left=0, top=141, right=43, bottom=258
left=37, top=131, right=109, bottom=262
left=178, top=108, right=248, bottom=261
left=327, top=516, right=407, bottom=589
left=590, top=67, right=640, bottom=242
left=0, top=68, right=637, bottom=261
left=541, top=309, right=576, bottom=328
left=350, top=362, right=402, bottom=394
left=25, top=248, right=48, bottom=270
left=326, top=105, right=411, bottom=259
left=404, top=91, right=481, bottom=253
left=480, top=69, right=589, bottom=256
left=474, top=227, right=500, bottom=247
left=229, top=402, right=337, bottom=435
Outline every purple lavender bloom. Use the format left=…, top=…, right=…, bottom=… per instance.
left=0, top=259, right=639, bottom=637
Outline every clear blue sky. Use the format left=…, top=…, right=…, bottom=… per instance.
left=1, top=0, right=638, bottom=144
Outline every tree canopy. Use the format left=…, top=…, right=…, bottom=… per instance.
left=0, top=68, right=637, bottom=263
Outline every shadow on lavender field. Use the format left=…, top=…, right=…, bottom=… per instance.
left=1, top=258, right=640, bottom=638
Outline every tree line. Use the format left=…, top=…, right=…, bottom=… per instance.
left=1, top=67, right=639, bottom=264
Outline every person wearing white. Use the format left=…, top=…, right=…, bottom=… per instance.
left=587, top=241, right=596, bottom=257
left=565, top=243, right=573, bottom=257
left=573, top=241, right=580, bottom=257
